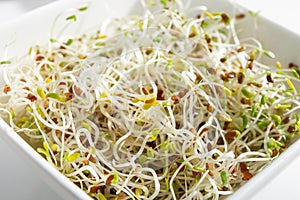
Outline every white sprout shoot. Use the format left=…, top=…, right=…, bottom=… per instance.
left=1, top=1, right=300, bottom=200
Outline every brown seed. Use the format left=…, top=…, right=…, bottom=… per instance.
left=231, top=167, right=237, bottom=174
left=145, top=49, right=153, bottom=55
left=266, top=73, right=274, bottom=83
left=224, top=130, right=237, bottom=143
left=74, top=86, right=82, bottom=95
left=35, top=55, right=45, bottom=61
left=58, top=82, right=66, bottom=86
left=145, top=97, right=155, bottom=104
left=200, top=127, right=209, bottom=134
left=206, top=163, right=210, bottom=170
left=106, top=174, right=114, bottom=186
left=237, top=46, right=245, bottom=53
left=192, top=171, right=201, bottom=177
left=52, top=118, right=58, bottom=124
left=207, top=67, right=216, bottom=75
left=272, top=148, right=279, bottom=157
left=3, top=84, right=11, bottom=94
left=84, top=152, right=96, bottom=163
left=64, top=92, right=73, bottom=101
left=90, top=185, right=101, bottom=193
left=171, top=95, right=180, bottom=104
left=195, top=73, right=202, bottom=84
left=247, top=82, right=262, bottom=88
left=44, top=99, right=50, bottom=108
left=223, top=121, right=230, bottom=130
left=289, top=62, right=298, bottom=68
left=243, top=171, right=253, bottom=180
left=282, top=117, right=290, bottom=124
left=208, top=170, right=214, bottom=176
left=189, top=128, right=196, bottom=134
left=221, top=13, right=230, bottom=25
left=247, top=61, right=253, bottom=70
left=287, top=125, right=295, bottom=133
left=156, top=88, right=164, bottom=100
left=189, top=32, right=196, bottom=38
left=178, top=90, right=187, bottom=98
left=239, top=162, right=249, bottom=173
left=207, top=104, right=213, bottom=112
left=226, top=72, right=236, bottom=79
left=142, top=87, right=149, bottom=95
left=88, top=155, right=96, bottom=163
left=117, top=193, right=127, bottom=200
left=207, top=142, right=213, bottom=151
left=237, top=72, right=244, bottom=84
left=220, top=74, right=229, bottom=82
left=27, top=93, right=37, bottom=102
left=235, top=13, right=246, bottom=19
left=240, top=97, right=251, bottom=105
left=204, top=34, right=211, bottom=43
left=83, top=160, right=89, bottom=165
left=220, top=57, right=227, bottom=63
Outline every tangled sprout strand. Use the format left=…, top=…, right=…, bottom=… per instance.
left=1, top=1, right=300, bottom=200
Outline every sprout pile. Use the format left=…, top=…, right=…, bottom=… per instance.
left=1, top=1, right=300, bottom=199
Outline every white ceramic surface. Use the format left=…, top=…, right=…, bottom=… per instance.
left=1, top=0, right=300, bottom=199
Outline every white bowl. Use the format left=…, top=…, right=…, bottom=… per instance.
left=1, top=0, right=300, bottom=199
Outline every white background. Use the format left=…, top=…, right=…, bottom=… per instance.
left=0, top=0, right=300, bottom=199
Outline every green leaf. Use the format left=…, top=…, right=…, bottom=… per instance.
left=160, top=0, right=167, bottom=7
left=248, top=10, right=259, bottom=17
left=250, top=103, right=259, bottom=117
left=146, top=147, right=155, bottom=158
left=286, top=79, right=295, bottom=91
left=222, top=86, right=232, bottom=97
left=257, top=120, right=270, bottom=129
left=81, top=121, right=92, bottom=132
left=67, top=152, right=80, bottom=162
left=242, top=115, right=248, bottom=130
left=66, top=15, right=77, bottom=22
left=66, top=38, right=73, bottom=46
left=37, top=88, right=46, bottom=98
left=270, top=114, right=282, bottom=126
left=63, top=152, right=69, bottom=161
left=260, top=95, right=266, bottom=105
left=148, top=128, right=159, bottom=142
left=111, top=171, right=119, bottom=184
left=193, top=166, right=206, bottom=173
left=267, top=138, right=275, bottom=148
left=97, top=192, right=107, bottom=200
left=46, top=93, right=62, bottom=101
left=78, top=6, right=88, bottom=11
left=165, top=178, right=170, bottom=192
left=37, top=142, right=50, bottom=160
left=50, top=38, right=56, bottom=43
left=220, top=171, right=227, bottom=185
left=37, top=147, right=48, bottom=157
left=0, top=60, right=11, bottom=65
left=261, top=50, right=275, bottom=58
left=139, top=155, right=148, bottom=164
left=292, top=69, right=300, bottom=78
left=242, top=87, right=254, bottom=98
left=275, top=104, right=292, bottom=110
left=160, top=141, right=169, bottom=151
